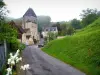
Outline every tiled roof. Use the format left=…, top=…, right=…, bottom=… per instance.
left=9, top=20, right=25, bottom=34
left=43, top=27, right=57, bottom=31
left=23, top=8, right=37, bottom=17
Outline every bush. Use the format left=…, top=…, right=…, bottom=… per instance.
left=9, top=41, right=20, bottom=52
left=18, top=43, right=26, bottom=51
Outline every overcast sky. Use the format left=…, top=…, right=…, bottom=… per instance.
left=4, top=0, right=100, bottom=22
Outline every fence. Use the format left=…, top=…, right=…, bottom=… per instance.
left=0, top=44, right=5, bottom=71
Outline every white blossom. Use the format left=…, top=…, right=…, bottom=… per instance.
left=11, top=60, right=15, bottom=65
left=16, top=57, right=22, bottom=63
left=9, top=53, right=13, bottom=58
left=7, top=58, right=11, bottom=64
left=25, top=64, right=30, bottom=70
left=6, top=68, right=12, bottom=75
left=7, top=49, right=22, bottom=65
left=19, top=57, right=22, bottom=61
left=20, top=64, right=30, bottom=70
left=21, top=66, right=25, bottom=70
left=6, top=49, right=22, bottom=75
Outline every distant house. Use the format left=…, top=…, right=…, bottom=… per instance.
left=42, top=27, right=58, bottom=38
left=9, top=21, right=25, bottom=42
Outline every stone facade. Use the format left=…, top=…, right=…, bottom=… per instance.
left=22, top=8, right=39, bottom=45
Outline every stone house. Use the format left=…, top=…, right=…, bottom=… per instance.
left=42, top=27, right=58, bottom=38
left=22, top=8, right=39, bottom=45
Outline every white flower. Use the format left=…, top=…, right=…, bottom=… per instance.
left=6, top=68, right=12, bottom=75
left=14, top=52, right=19, bottom=58
left=14, top=49, right=20, bottom=57
left=16, top=49, right=20, bottom=54
left=7, top=58, right=11, bottom=64
left=11, top=60, right=15, bottom=65
left=25, top=64, right=30, bottom=70
left=9, top=53, right=13, bottom=58
left=21, top=66, right=25, bottom=70
left=6, top=49, right=22, bottom=75
left=16, top=57, right=22, bottom=63
left=20, top=64, right=30, bottom=70
left=15, top=56, right=18, bottom=60
left=19, top=57, right=22, bottom=61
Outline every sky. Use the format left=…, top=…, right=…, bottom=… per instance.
left=4, top=0, right=100, bottom=22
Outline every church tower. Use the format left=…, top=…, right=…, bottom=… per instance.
left=22, top=8, right=39, bottom=44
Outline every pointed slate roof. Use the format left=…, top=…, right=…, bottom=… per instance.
left=23, top=8, right=37, bottom=17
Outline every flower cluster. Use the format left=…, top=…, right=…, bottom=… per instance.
left=6, top=68, right=12, bottom=75
left=20, top=64, right=30, bottom=70
left=6, top=49, right=22, bottom=75
left=7, top=49, right=22, bottom=65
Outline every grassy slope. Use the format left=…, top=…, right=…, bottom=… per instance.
left=42, top=18, right=100, bottom=75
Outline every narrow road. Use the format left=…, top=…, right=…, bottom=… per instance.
left=21, top=45, right=85, bottom=75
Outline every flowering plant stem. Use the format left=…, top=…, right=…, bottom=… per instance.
left=25, top=69, right=26, bottom=75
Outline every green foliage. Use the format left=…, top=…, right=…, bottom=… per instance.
left=66, top=25, right=75, bottom=35
left=52, top=22, right=61, bottom=31
left=18, top=43, right=26, bottom=51
left=47, top=32, right=58, bottom=42
left=42, top=18, right=100, bottom=75
left=80, top=8, right=100, bottom=27
left=1, top=64, right=6, bottom=75
left=44, top=32, right=58, bottom=44
left=70, top=18, right=81, bottom=29
left=10, top=42, right=26, bottom=52
left=0, top=1, right=5, bottom=8
left=0, top=21, right=18, bottom=42
left=0, top=0, right=18, bottom=43
left=37, top=16, right=51, bottom=32
left=9, top=41, right=19, bottom=52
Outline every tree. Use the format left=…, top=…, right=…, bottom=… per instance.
left=80, top=8, right=99, bottom=27
left=52, top=22, right=61, bottom=31
left=66, top=26, right=75, bottom=35
left=0, top=1, right=18, bottom=56
left=0, top=1, right=5, bottom=20
left=71, top=19, right=81, bottom=29
left=0, top=1, right=17, bottom=42
left=37, top=16, right=51, bottom=32
left=47, top=32, right=57, bottom=42
left=60, top=23, right=68, bottom=35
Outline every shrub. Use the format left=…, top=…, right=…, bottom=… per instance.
left=18, top=43, right=26, bottom=51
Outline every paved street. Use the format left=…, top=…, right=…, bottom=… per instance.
left=21, top=45, right=85, bottom=75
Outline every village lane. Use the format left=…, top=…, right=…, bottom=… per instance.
left=21, top=45, right=85, bottom=75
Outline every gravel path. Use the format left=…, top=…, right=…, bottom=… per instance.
left=21, top=45, right=85, bottom=75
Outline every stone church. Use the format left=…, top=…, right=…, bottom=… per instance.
left=22, top=8, right=39, bottom=45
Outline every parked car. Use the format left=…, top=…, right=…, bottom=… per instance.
left=38, top=43, right=44, bottom=48
left=38, top=39, right=44, bottom=48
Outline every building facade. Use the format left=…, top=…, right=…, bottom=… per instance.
left=22, top=8, right=39, bottom=45
left=42, top=27, right=58, bottom=38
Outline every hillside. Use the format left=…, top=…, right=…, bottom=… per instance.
left=42, top=18, right=100, bottom=75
